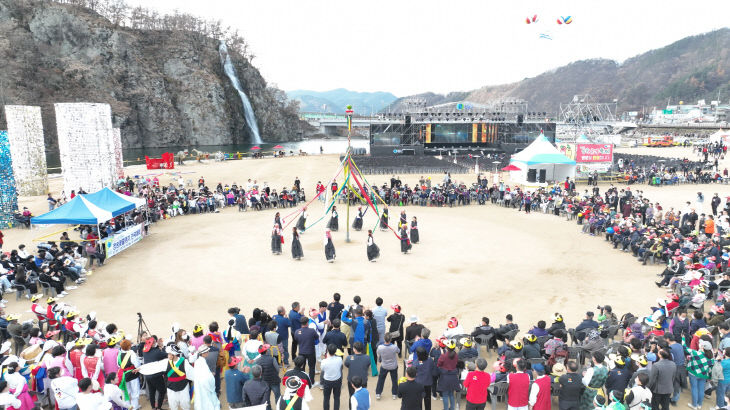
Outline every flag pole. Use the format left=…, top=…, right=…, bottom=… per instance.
left=345, top=105, right=353, bottom=243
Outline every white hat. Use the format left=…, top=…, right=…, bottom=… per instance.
left=0, top=341, right=11, bottom=355
left=699, top=340, right=713, bottom=351
left=410, top=315, right=418, bottom=323
left=42, top=340, right=59, bottom=353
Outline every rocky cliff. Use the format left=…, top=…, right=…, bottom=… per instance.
left=0, top=0, right=308, bottom=148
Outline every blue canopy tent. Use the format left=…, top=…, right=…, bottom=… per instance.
left=83, top=187, right=142, bottom=217
left=30, top=195, right=113, bottom=225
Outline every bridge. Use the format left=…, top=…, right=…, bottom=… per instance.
left=300, top=113, right=394, bottom=135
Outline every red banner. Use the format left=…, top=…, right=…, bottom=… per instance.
left=145, top=152, right=175, bottom=169
left=575, top=144, right=613, bottom=163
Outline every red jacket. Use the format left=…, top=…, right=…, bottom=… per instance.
left=463, top=370, right=491, bottom=404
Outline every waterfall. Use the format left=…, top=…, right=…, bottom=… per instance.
left=218, top=41, right=262, bottom=144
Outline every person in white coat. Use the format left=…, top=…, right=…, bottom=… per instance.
left=192, top=346, right=220, bottom=410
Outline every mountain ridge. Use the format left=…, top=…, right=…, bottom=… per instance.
left=286, top=88, right=397, bottom=114
left=387, top=28, right=730, bottom=114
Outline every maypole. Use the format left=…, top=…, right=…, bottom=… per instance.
left=345, top=104, right=354, bottom=243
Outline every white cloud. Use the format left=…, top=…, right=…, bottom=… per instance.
left=124, top=0, right=729, bottom=97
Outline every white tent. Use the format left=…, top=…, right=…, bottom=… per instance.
left=510, top=134, right=576, bottom=184
left=710, top=129, right=729, bottom=144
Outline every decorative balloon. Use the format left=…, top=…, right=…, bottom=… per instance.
left=557, top=16, right=573, bottom=25
left=525, top=14, right=537, bottom=24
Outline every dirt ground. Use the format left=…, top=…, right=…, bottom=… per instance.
left=2, top=145, right=727, bottom=409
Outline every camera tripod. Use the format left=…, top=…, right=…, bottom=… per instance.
left=137, top=312, right=151, bottom=343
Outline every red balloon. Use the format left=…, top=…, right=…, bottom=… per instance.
left=557, top=18, right=562, bottom=24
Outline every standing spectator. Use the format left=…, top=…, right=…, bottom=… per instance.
left=715, top=347, right=730, bottom=410
left=322, top=319, right=348, bottom=352
left=349, top=376, right=370, bottom=410
left=373, top=297, right=388, bottom=344
left=224, top=357, right=246, bottom=408
left=321, top=344, right=344, bottom=410
left=256, top=344, right=281, bottom=404
left=345, top=342, right=371, bottom=400
left=463, top=358, right=491, bottom=410
left=398, top=366, right=425, bottom=410
left=437, top=341, right=459, bottom=410
left=528, top=363, right=551, bottom=410
left=683, top=336, right=714, bottom=410
left=666, top=334, right=686, bottom=405
left=142, top=336, right=167, bottom=410
left=294, top=316, right=319, bottom=384
left=47, top=193, right=57, bottom=211
left=557, top=362, right=583, bottom=410
left=413, top=347, right=436, bottom=410
left=243, top=365, right=270, bottom=407
left=328, top=293, right=345, bottom=325
left=405, top=315, right=425, bottom=344
left=273, top=306, right=292, bottom=366
left=341, top=307, right=371, bottom=348
left=649, top=349, right=676, bottom=410
left=387, top=305, right=406, bottom=357
left=289, top=302, right=304, bottom=359
left=375, top=333, right=400, bottom=400
left=507, top=359, right=530, bottom=410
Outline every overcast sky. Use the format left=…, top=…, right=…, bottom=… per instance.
left=125, top=0, right=728, bottom=97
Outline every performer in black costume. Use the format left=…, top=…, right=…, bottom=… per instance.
left=399, top=225, right=411, bottom=254
left=410, top=216, right=419, bottom=244
left=352, top=207, right=367, bottom=231
left=327, top=206, right=339, bottom=231
left=291, top=227, right=303, bottom=260
left=366, top=230, right=380, bottom=262
left=271, top=223, right=282, bottom=255
left=324, top=229, right=336, bottom=262
left=296, top=207, right=307, bottom=233
left=380, top=207, right=389, bottom=231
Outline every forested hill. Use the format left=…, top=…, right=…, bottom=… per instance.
left=387, top=28, right=730, bottom=113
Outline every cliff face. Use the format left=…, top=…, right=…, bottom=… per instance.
left=0, top=0, right=306, bottom=148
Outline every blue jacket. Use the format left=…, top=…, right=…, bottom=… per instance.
left=273, top=314, right=291, bottom=340
left=341, top=311, right=370, bottom=345
left=410, top=338, right=432, bottom=360
left=225, top=369, right=247, bottom=404
left=289, top=310, right=303, bottom=333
